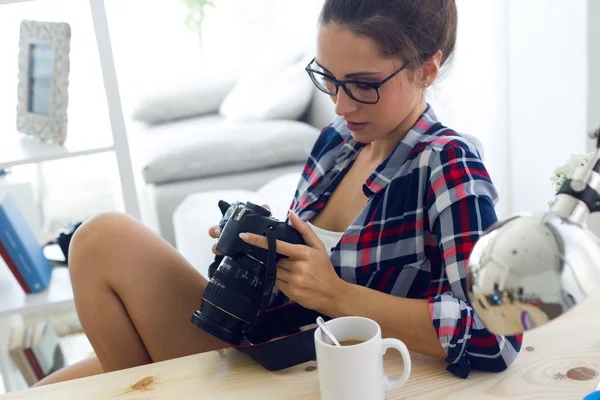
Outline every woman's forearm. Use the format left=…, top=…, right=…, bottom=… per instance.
left=319, top=281, right=447, bottom=360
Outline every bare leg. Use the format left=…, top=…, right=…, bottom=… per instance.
left=36, top=212, right=227, bottom=385
left=33, top=357, right=102, bottom=386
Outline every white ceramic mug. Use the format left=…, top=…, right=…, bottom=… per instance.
left=314, top=316, right=411, bottom=400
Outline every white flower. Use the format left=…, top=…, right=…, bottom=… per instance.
left=550, top=151, right=595, bottom=193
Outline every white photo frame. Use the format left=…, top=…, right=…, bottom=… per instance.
left=17, top=20, right=71, bottom=145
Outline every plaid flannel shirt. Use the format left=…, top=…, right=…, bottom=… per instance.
left=288, top=104, right=522, bottom=378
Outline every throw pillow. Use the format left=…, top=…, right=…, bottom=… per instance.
left=219, top=43, right=313, bottom=121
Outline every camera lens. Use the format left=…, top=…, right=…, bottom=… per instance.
left=192, top=302, right=243, bottom=344
left=192, top=255, right=266, bottom=344
left=193, top=199, right=299, bottom=346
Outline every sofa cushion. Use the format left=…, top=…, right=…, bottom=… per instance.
left=139, top=118, right=320, bottom=185
left=219, top=57, right=314, bottom=122
left=131, top=72, right=239, bottom=125
left=218, top=37, right=312, bottom=122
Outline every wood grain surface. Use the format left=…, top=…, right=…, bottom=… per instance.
left=3, top=291, right=600, bottom=399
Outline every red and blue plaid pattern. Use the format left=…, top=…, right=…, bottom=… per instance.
left=288, top=105, right=522, bottom=378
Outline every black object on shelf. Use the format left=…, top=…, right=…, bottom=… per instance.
left=43, top=220, right=83, bottom=266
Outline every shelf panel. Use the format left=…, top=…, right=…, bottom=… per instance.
left=0, top=133, right=115, bottom=170
left=0, top=0, right=36, bottom=5
left=0, top=265, right=73, bottom=318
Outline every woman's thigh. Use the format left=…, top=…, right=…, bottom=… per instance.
left=69, top=211, right=229, bottom=363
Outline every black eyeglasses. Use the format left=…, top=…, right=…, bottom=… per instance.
left=305, top=57, right=410, bottom=105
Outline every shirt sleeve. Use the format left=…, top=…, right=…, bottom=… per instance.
left=425, top=143, right=523, bottom=379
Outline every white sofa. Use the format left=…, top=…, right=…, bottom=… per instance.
left=129, top=42, right=336, bottom=245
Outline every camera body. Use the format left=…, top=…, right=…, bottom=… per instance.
left=192, top=200, right=304, bottom=345
left=216, top=201, right=303, bottom=269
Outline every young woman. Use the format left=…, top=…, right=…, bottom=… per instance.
left=36, top=0, right=521, bottom=386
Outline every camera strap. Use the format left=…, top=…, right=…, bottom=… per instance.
left=245, top=226, right=278, bottom=336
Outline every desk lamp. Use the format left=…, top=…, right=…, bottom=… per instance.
left=467, top=127, right=600, bottom=335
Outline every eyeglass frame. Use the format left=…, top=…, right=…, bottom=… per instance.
left=304, top=57, right=411, bottom=105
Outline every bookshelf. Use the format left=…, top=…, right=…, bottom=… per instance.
left=0, top=0, right=136, bottom=392
left=0, top=266, right=74, bottom=392
left=0, top=267, right=73, bottom=392
left=0, top=265, right=72, bottom=319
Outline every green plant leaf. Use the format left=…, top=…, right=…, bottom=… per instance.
left=181, top=0, right=217, bottom=32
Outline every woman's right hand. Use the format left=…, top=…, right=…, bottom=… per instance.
left=208, top=204, right=271, bottom=256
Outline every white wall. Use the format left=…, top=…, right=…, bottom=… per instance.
left=507, top=0, right=589, bottom=214
left=263, top=0, right=324, bottom=51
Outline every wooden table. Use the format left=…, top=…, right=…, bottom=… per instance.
left=3, top=291, right=600, bottom=399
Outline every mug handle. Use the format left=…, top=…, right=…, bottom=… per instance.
left=381, top=338, right=411, bottom=391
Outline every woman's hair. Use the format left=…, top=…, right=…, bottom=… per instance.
left=319, top=0, right=457, bottom=75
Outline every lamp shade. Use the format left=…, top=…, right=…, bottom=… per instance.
left=467, top=208, right=600, bottom=335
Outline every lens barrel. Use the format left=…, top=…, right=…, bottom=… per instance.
left=192, top=256, right=265, bottom=345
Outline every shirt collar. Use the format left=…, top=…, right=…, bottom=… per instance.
left=333, top=104, right=439, bottom=197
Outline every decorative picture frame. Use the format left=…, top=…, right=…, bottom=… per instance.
left=16, top=20, right=71, bottom=145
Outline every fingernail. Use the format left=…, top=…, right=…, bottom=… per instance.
left=215, top=228, right=221, bottom=236
left=239, top=233, right=249, bottom=240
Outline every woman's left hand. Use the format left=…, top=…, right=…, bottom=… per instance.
left=238, top=211, right=345, bottom=312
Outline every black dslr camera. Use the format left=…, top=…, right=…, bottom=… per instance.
left=192, top=200, right=304, bottom=345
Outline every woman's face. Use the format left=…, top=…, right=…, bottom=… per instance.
left=316, top=23, right=424, bottom=143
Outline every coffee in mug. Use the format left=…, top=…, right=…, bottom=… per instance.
left=338, top=339, right=365, bottom=346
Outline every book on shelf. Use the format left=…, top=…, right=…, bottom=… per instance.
left=8, top=320, right=66, bottom=387
left=0, top=192, right=53, bottom=293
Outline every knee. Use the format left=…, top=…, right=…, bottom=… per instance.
left=68, top=211, right=137, bottom=277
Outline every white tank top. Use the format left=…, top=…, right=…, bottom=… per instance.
left=307, top=221, right=345, bottom=256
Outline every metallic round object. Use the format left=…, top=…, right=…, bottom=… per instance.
left=466, top=210, right=600, bottom=336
